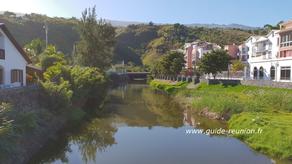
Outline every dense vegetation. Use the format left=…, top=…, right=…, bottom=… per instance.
left=0, top=11, right=266, bottom=68
left=150, top=80, right=292, bottom=159
left=198, top=49, right=230, bottom=79
left=0, top=7, right=116, bottom=163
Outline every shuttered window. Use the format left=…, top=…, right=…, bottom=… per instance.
left=11, top=69, right=23, bottom=83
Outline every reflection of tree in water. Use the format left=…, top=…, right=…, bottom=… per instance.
left=141, top=88, right=184, bottom=128
left=29, top=135, right=72, bottom=164
left=30, top=117, right=117, bottom=164
left=71, top=118, right=117, bottom=164
left=105, top=85, right=184, bottom=128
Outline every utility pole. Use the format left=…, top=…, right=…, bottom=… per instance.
left=43, top=22, right=48, bottom=48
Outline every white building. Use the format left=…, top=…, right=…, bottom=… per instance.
left=246, top=21, right=292, bottom=82
left=0, top=23, right=32, bottom=88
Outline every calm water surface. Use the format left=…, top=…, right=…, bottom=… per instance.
left=30, top=84, right=289, bottom=164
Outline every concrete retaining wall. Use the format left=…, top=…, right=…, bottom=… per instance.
left=241, top=80, right=292, bottom=89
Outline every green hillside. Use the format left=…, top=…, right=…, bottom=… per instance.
left=0, top=12, right=265, bottom=67
left=0, top=12, right=80, bottom=55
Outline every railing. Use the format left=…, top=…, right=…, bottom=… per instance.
left=280, top=41, right=292, bottom=48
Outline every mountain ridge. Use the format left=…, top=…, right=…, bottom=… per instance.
left=0, top=11, right=259, bottom=30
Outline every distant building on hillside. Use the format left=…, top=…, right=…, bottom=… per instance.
left=183, top=41, right=220, bottom=73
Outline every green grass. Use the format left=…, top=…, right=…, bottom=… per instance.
left=150, top=80, right=188, bottom=94
left=229, top=112, right=292, bottom=159
left=150, top=80, right=292, bottom=159
left=177, top=83, right=292, bottom=114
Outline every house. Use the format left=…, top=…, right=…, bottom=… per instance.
left=224, top=44, right=239, bottom=60
left=0, top=23, right=33, bottom=88
left=245, top=30, right=280, bottom=80
left=238, top=44, right=249, bottom=62
left=244, top=20, right=292, bottom=82
left=183, top=41, right=220, bottom=72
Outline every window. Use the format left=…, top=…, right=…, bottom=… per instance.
left=259, top=67, right=264, bottom=79
left=0, top=68, right=3, bottom=84
left=280, top=67, right=291, bottom=80
left=0, top=49, right=4, bottom=60
left=11, top=69, right=23, bottom=84
left=270, top=66, right=275, bottom=80
left=253, top=67, right=258, bottom=79
left=280, top=32, right=292, bottom=47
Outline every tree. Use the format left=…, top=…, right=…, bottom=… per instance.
left=158, top=51, right=185, bottom=76
left=24, top=38, right=46, bottom=64
left=40, top=45, right=66, bottom=70
left=231, top=60, right=245, bottom=73
left=75, top=6, right=116, bottom=70
left=264, top=21, right=284, bottom=31
left=198, top=49, right=230, bottom=79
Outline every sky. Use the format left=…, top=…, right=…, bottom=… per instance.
left=0, top=0, right=291, bottom=27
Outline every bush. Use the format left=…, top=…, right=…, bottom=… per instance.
left=40, top=45, right=66, bottom=71
left=40, top=78, right=73, bottom=112
left=0, top=103, right=13, bottom=135
left=69, top=66, right=108, bottom=108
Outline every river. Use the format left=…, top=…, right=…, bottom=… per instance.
left=30, top=84, right=286, bottom=164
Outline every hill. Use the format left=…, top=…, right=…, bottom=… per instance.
left=0, top=11, right=267, bottom=67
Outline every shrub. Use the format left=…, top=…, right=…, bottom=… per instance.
left=69, top=66, right=107, bottom=108
left=40, top=78, right=73, bottom=112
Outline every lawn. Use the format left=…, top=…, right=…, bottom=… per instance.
left=150, top=80, right=292, bottom=159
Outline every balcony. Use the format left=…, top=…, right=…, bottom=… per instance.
left=280, top=41, right=292, bottom=49
left=253, top=46, right=272, bottom=53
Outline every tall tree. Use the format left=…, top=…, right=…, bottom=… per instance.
left=159, top=51, right=185, bottom=76
left=198, top=49, right=230, bottom=79
left=76, top=6, right=116, bottom=70
left=24, top=38, right=46, bottom=64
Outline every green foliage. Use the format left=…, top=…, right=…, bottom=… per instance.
left=229, top=112, right=292, bottom=159
left=150, top=80, right=187, bottom=94
left=0, top=103, right=13, bottom=135
left=0, top=13, right=79, bottom=55
left=113, top=24, right=158, bottom=65
left=153, top=51, right=185, bottom=76
left=198, top=49, right=230, bottom=78
left=231, top=60, right=245, bottom=72
left=159, top=82, right=292, bottom=158
left=75, top=6, right=116, bottom=70
left=13, top=111, right=37, bottom=133
left=40, top=78, right=73, bottom=112
left=264, top=21, right=283, bottom=31
left=177, top=83, right=292, bottom=115
left=68, top=107, right=86, bottom=124
left=0, top=103, right=39, bottom=160
left=40, top=45, right=66, bottom=70
left=69, top=66, right=107, bottom=106
left=189, top=27, right=251, bottom=47
left=24, top=38, right=46, bottom=64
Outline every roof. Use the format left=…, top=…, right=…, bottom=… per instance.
left=26, top=64, right=43, bottom=71
left=0, top=23, right=32, bottom=63
left=280, top=20, right=292, bottom=26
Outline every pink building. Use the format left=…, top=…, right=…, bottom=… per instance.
left=184, top=41, right=220, bottom=73
left=224, top=44, right=239, bottom=60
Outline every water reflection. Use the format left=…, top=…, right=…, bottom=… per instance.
left=30, top=84, right=279, bottom=164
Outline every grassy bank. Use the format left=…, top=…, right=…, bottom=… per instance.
left=150, top=79, right=292, bottom=159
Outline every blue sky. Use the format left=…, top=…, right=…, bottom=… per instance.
left=1, top=0, right=291, bottom=27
